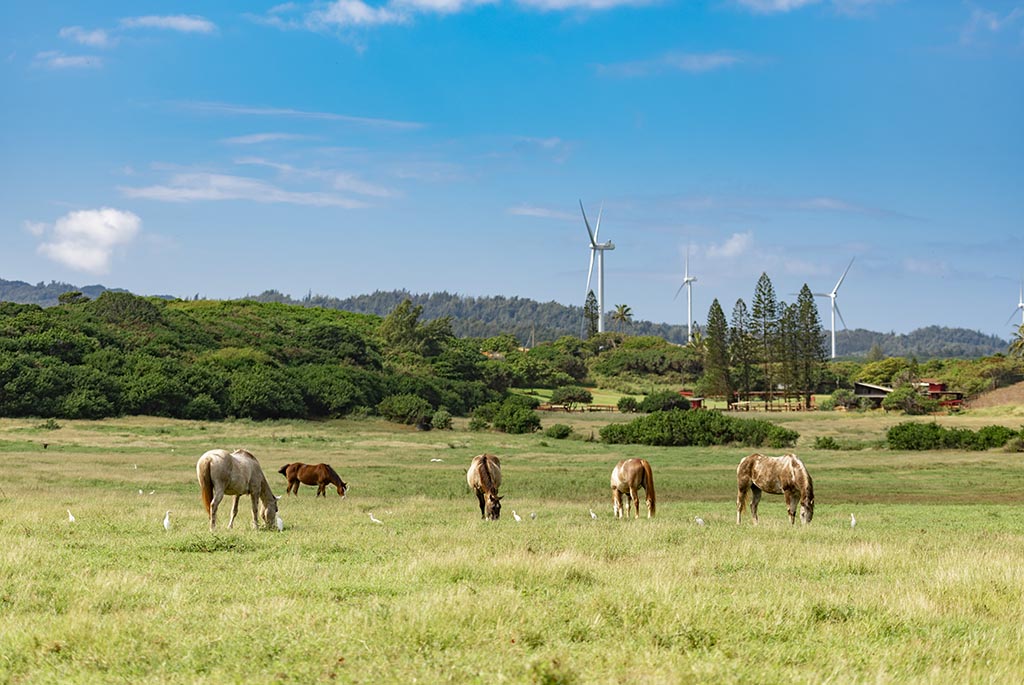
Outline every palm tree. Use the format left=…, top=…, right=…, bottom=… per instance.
left=611, top=304, right=633, bottom=332
left=1011, top=324, right=1024, bottom=357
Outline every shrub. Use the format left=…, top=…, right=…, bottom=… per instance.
left=887, top=421, right=1019, bottom=451
left=638, top=391, right=691, bottom=413
left=816, top=397, right=836, bottom=412
left=493, top=405, right=541, bottom=434
left=543, top=423, right=573, bottom=439
left=182, top=393, right=224, bottom=421
left=882, top=386, right=940, bottom=415
left=599, top=409, right=798, bottom=448
left=815, top=436, right=840, bottom=450
left=468, top=416, right=490, bottom=432
left=617, top=397, right=639, bottom=413
left=550, top=385, right=593, bottom=410
left=377, top=393, right=433, bottom=425
left=886, top=422, right=945, bottom=450
left=432, top=408, right=453, bottom=430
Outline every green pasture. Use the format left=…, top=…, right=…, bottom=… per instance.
left=1, top=413, right=1023, bottom=684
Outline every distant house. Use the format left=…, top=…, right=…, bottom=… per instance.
left=853, top=382, right=893, bottom=408
left=678, top=389, right=704, bottom=409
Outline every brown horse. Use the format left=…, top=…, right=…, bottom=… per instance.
left=736, top=452, right=814, bottom=525
left=196, top=449, right=279, bottom=531
left=278, top=463, right=348, bottom=497
left=466, top=454, right=502, bottom=520
left=610, top=458, right=656, bottom=519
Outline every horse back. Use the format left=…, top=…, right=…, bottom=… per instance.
left=467, top=454, right=501, bottom=493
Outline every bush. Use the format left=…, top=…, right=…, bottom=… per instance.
left=617, top=397, right=639, bottom=413
left=377, top=393, right=433, bottom=425
left=431, top=408, right=453, bottom=430
left=882, top=386, right=939, bottom=415
left=600, top=409, right=798, bottom=448
left=814, top=436, right=840, bottom=450
left=543, top=423, right=573, bottom=439
left=550, top=385, right=593, bottom=410
left=886, top=422, right=945, bottom=450
left=468, top=416, right=490, bottom=432
left=638, top=391, right=691, bottom=413
left=493, top=405, right=541, bottom=434
left=887, top=422, right=1018, bottom=451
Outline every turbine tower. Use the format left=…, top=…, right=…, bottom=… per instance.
left=580, top=200, right=615, bottom=333
left=1006, top=280, right=1024, bottom=327
left=814, top=257, right=855, bottom=359
left=674, top=246, right=698, bottom=343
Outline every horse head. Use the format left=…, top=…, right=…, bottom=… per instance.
left=261, top=494, right=280, bottom=528
left=338, top=479, right=348, bottom=498
left=485, top=493, right=502, bottom=520
left=800, top=482, right=814, bottom=524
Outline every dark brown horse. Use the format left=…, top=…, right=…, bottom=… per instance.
left=610, top=458, right=656, bottom=519
left=278, top=462, right=348, bottom=498
left=736, top=452, right=814, bottom=525
left=466, top=454, right=502, bottom=520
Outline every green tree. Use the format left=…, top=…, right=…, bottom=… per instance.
left=583, top=291, right=599, bottom=339
left=794, top=284, right=827, bottom=408
left=1010, top=324, right=1024, bottom=358
left=611, top=304, right=633, bottom=332
left=751, top=272, right=779, bottom=407
left=729, top=298, right=756, bottom=403
left=550, top=385, right=593, bottom=411
left=701, top=299, right=733, bottom=402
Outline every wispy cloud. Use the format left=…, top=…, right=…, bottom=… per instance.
left=119, top=172, right=368, bottom=208
left=960, top=5, right=1024, bottom=45
left=220, top=132, right=317, bottom=145
left=508, top=204, right=576, bottom=221
left=119, top=15, right=217, bottom=34
left=515, top=0, right=654, bottom=9
left=734, top=0, right=821, bottom=13
left=33, top=51, right=103, bottom=69
left=59, top=26, right=115, bottom=48
left=707, top=232, right=754, bottom=258
left=234, top=156, right=397, bottom=197
left=597, top=51, right=745, bottom=77
left=176, top=100, right=425, bottom=130
left=512, top=136, right=575, bottom=162
left=33, top=208, right=141, bottom=274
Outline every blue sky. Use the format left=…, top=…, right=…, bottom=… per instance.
left=2, top=1, right=1022, bottom=337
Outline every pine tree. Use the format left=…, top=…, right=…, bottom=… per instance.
left=729, top=298, right=755, bottom=403
left=795, top=284, right=827, bottom=408
left=750, top=273, right=779, bottom=407
left=583, top=291, right=599, bottom=339
left=702, top=299, right=733, bottom=402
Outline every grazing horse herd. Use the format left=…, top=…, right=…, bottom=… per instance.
left=195, top=447, right=814, bottom=530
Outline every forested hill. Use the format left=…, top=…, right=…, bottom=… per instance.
left=1, top=278, right=1010, bottom=358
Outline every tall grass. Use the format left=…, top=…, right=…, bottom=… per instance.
left=1, top=415, right=1023, bottom=683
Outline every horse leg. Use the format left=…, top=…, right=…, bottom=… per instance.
left=476, top=490, right=486, bottom=519
left=736, top=482, right=748, bottom=525
left=210, top=489, right=225, bottom=531
left=317, top=483, right=325, bottom=497
left=228, top=495, right=241, bottom=529
left=785, top=489, right=796, bottom=525
left=249, top=493, right=260, bottom=528
left=611, top=488, right=621, bottom=518
left=630, top=486, right=640, bottom=519
left=750, top=485, right=762, bottom=525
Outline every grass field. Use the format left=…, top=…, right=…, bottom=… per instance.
left=2, top=412, right=1024, bottom=683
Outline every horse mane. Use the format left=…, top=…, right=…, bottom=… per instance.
left=232, top=448, right=257, bottom=461
left=324, top=463, right=342, bottom=483
left=477, top=454, right=498, bottom=493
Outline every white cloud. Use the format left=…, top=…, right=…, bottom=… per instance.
left=34, top=50, right=103, bottom=69
left=508, top=204, right=576, bottom=221
left=119, top=172, right=367, bottom=208
left=512, top=136, right=575, bottom=162
left=59, top=26, right=115, bottom=48
left=23, top=221, right=47, bottom=237
left=233, top=157, right=396, bottom=197
left=516, top=0, right=653, bottom=9
left=734, top=0, right=822, bottom=13
left=35, top=208, right=141, bottom=274
left=177, top=100, right=424, bottom=130
left=707, top=232, right=753, bottom=258
left=597, top=51, right=745, bottom=77
left=221, top=132, right=315, bottom=145
left=309, top=0, right=407, bottom=27
left=120, top=15, right=217, bottom=33
left=961, top=6, right=1024, bottom=45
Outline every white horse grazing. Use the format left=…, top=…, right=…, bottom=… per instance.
left=196, top=449, right=279, bottom=531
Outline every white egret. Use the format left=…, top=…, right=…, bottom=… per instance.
left=530, top=512, right=537, bottom=520
left=163, top=510, right=171, bottom=531
left=512, top=510, right=522, bottom=522
left=850, top=513, right=856, bottom=528
left=430, top=458, right=444, bottom=463
left=694, top=517, right=706, bottom=527
left=67, top=509, right=75, bottom=523
left=369, top=513, right=383, bottom=524
left=276, top=514, right=284, bottom=532
left=590, top=509, right=597, bottom=520
left=138, top=489, right=144, bottom=495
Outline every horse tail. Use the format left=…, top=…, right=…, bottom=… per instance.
left=197, top=457, right=213, bottom=516
left=642, top=459, right=655, bottom=517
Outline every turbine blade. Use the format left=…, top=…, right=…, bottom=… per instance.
left=1006, top=309, right=1021, bottom=326
left=585, top=249, right=596, bottom=296
left=674, top=283, right=686, bottom=301
left=594, top=202, right=604, bottom=242
left=835, top=302, right=849, bottom=330
left=579, top=199, right=597, bottom=246
left=832, top=257, right=855, bottom=295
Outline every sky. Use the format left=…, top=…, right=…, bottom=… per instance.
left=1, top=1, right=1022, bottom=338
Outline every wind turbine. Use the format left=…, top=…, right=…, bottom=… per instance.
left=814, top=257, right=855, bottom=359
left=580, top=200, right=615, bottom=334
left=674, top=245, right=698, bottom=343
left=1005, top=280, right=1024, bottom=327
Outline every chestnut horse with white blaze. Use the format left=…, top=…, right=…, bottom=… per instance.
left=610, top=458, right=656, bottom=519
left=196, top=448, right=279, bottom=531
left=466, top=454, right=502, bottom=520
left=736, top=452, right=814, bottom=525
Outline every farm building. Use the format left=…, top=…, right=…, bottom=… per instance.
left=852, top=380, right=964, bottom=409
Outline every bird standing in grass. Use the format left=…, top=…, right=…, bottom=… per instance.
left=530, top=512, right=536, bottom=520
left=590, top=509, right=597, bottom=520
left=369, top=513, right=383, bottom=524
left=512, top=510, right=522, bottom=522
left=694, top=517, right=706, bottom=527
left=163, top=510, right=171, bottom=531
left=850, top=513, right=857, bottom=528
left=67, top=509, right=75, bottom=523
left=276, top=514, right=284, bottom=532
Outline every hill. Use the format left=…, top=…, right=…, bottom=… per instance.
left=1, top=277, right=1010, bottom=358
